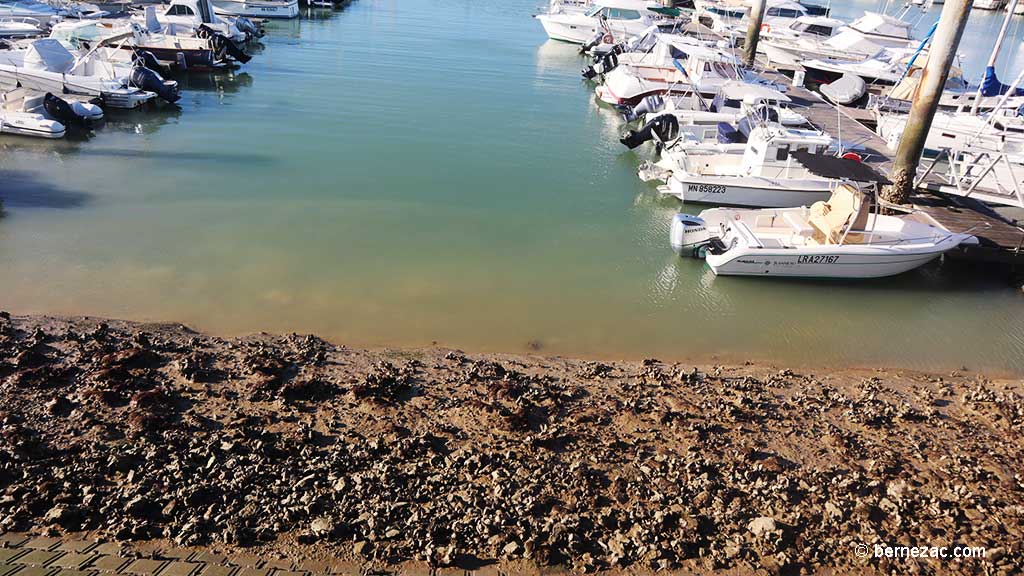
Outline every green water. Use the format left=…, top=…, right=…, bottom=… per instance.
left=1, top=0, right=1023, bottom=374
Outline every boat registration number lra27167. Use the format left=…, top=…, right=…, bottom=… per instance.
left=798, top=255, right=840, bottom=264
left=687, top=184, right=726, bottom=195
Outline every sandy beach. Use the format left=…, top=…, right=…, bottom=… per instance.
left=1, top=312, right=1020, bottom=574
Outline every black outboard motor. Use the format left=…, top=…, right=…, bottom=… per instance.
left=43, top=93, right=80, bottom=126
left=133, top=50, right=168, bottom=75
left=620, top=114, right=680, bottom=150
left=580, top=29, right=605, bottom=53
left=129, top=65, right=181, bottom=104
left=234, top=17, right=264, bottom=39
left=581, top=51, right=618, bottom=80
left=198, top=25, right=252, bottom=64
left=622, top=94, right=665, bottom=122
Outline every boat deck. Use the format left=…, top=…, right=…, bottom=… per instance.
left=760, top=69, right=1024, bottom=264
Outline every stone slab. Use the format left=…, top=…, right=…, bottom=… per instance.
left=0, top=552, right=26, bottom=565
left=89, top=557, right=130, bottom=573
left=13, top=551, right=63, bottom=567
left=0, top=535, right=30, bottom=548
left=197, top=566, right=234, bottom=576
left=22, top=540, right=61, bottom=552
left=53, top=543, right=95, bottom=555
left=49, top=555, right=98, bottom=571
left=123, top=560, right=166, bottom=576
left=157, top=563, right=198, bottom=576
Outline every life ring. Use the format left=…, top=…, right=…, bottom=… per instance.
left=760, top=23, right=771, bottom=33
left=603, top=33, right=614, bottom=44
left=841, top=152, right=863, bottom=162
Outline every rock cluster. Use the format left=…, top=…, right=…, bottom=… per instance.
left=0, top=313, right=1021, bottom=575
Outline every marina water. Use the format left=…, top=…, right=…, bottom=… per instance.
left=1, top=0, right=1023, bottom=373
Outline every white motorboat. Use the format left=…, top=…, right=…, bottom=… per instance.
left=802, top=47, right=912, bottom=87
left=696, top=0, right=813, bottom=36
left=212, top=0, right=298, bottom=19
left=0, top=0, right=59, bottom=23
left=143, top=0, right=249, bottom=43
left=0, top=18, right=42, bottom=38
left=876, top=109, right=1024, bottom=155
left=630, top=81, right=807, bottom=126
left=0, top=38, right=172, bottom=108
left=595, top=42, right=786, bottom=105
left=0, top=86, right=103, bottom=138
left=670, top=185, right=976, bottom=278
left=649, top=122, right=855, bottom=208
left=536, top=0, right=659, bottom=45
left=761, top=11, right=915, bottom=67
left=973, top=0, right=1005, bottom=9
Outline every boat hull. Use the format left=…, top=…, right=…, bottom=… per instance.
left=662, top=176, right=835, bottom=208
left=536, top=15, right=600, bottom=44
left=212, top=0, right=299, bottom=19
left=705, top=247, right=946, bottom=278
left=0, top=112, right=65, bottom=139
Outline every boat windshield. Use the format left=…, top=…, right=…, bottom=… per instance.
left=585, top=5, right=603, bottom=17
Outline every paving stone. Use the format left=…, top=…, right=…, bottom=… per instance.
left=465, top=566, right=501, bottom=576
left=13, top=551, right=63, bottom=567
left=22, top=540, right=60, bottom=552
left=394, top=563, right=431, bottom=576
left=52, top=544, right=95, bottom=555
left=257, top=562, right=289, bottom=572
left=0, top=563, right=20, bottom=576
left=0, top=552, right=26, bottom=565
left=153, top=552, right=190, bottom=562
left=223, top=557, right=258, bottom=570
left=86, top=546, right=122, bottom=558
left=123, top=560, right=166, bottom=576
left=186, top=556, right=225, bottom=568
left=52, top=570, right=97, bottom=576
left=0, top=534, right=30, bottom=548
left=11, top=567, right=56, bottom=576
left=88, top=557, right=130, bottom=573
left=196, top=566, right=234, bottom=576
left=49, top=555, right=97, bottom=571
left=323, top=562, right=360, bottom=576
left=234, top=568, right=271, bottom=576
left=157, top=563, right=198, bottom=576
left=435, top=569, right=465, bottom=576
left=293, top=561, right=330, bottom=574
left=268, top=571, right=303, bottom=576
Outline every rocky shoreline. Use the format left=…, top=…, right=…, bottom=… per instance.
left=1, top=313, right=1021, bottom=575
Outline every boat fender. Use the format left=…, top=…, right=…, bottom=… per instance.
left=129, top=66, right=181, bottom=104
left=620, top=114, right=679, bottom=149
left=841, top=152, right=862, bottom=162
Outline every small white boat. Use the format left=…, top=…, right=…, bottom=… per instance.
left=142, top=0, right=250, bottom=43
left=670, top=185, right=976, bottom=278
left=0, top=39, right=170, bottom=108
left=0, top=18, right=42, bottom=38
left=212, top=0, right=298, bottom=19
left=649, top=123, right=852, bottom=208
left=973, top=0, right=1006, bottom=9
left=536, top=0, right=659, bottom=45
left=761, top=11, right=914, bottom=67
left=595, top=43, right=786, bottom=105
left=634, top=81, right=807, bottom=126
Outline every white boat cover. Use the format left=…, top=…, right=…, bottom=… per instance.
left=23, top=39, right=76, bottom=74
left=819, top=73, right=866, bottom=105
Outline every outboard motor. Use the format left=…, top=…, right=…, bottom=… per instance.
left=581, top=51, right=617, bottom=80
left=133, top=50, right=168, bottom=75
left=580, top=29, right=604, bottom=54
left=234, top=17, right=264, bottom=39
left=622, top=94, right=665, bottom=122
left=202, top=26, right=252, bottom=64
left=43, top=93, right=103, bottom=126
left=620, top=114, right=679, bottom=150
left=670, top=214, right=719, bottom=258
left=129, top=65, right=181, bottom=104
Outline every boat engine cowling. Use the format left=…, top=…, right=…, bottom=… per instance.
left=622, top=94, right=665, bottom=122
left=43, top=93, right=103, bottom=125
left=670, top=214, right=713, bottom=257
left=582, top=51, right=618, bottom=80
left=580, top=30, right=604, bottom=53
left=620, top=113, right=679, bottom=150
left=129, top=66, right=181, bottom=104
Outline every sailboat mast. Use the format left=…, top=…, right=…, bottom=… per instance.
left=971, top=0, right=1018, bottom=114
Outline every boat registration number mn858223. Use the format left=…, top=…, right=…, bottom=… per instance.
left=687, top=184, right=726, bottom=195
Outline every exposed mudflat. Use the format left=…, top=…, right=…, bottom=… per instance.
left=0, top=313, right=1021, bottom=575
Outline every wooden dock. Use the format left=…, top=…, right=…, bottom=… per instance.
left=764, top=71, right=1024, bottom=266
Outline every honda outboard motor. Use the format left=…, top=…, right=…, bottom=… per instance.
left=620, top=114, right=680, bottom=150
left=622, top=94, right=665, bottom=122
left=582, top=51, right=618, bottom=80
left=129, top=66, right=181, bottom=104
left=670, top=214, right=720, bottom=258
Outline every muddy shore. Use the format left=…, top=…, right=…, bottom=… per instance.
left=0, top=313, right=1021, bottom=575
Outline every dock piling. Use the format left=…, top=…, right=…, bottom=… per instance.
left=883, top=0, right=973, bottom=205
left=742, top=0, right=767, bottom=68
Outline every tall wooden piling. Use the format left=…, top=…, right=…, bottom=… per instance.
left=882, top=0, right=973, bottom=205
left=742, top=0, right=767, bottom=68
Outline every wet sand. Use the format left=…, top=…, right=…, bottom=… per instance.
left=0, top=313, right=1021, bottom=574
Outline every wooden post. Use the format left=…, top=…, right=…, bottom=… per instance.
left=742, top=0, right=767, bottom=68
left=882, top=0, right=973, bottom=205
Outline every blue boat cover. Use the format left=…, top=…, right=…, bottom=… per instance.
left=981, top=66, right=1024, bottom=97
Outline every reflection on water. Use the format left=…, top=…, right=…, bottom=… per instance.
left=1, top=0, right=1023, bottom=375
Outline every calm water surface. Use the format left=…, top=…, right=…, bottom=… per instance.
left=1, top=0, right=1023, bottom=373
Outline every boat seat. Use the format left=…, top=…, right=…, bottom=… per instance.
left=782, top=212, right=813, bottom=237
left=807, top=185, right=869, bottom=245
